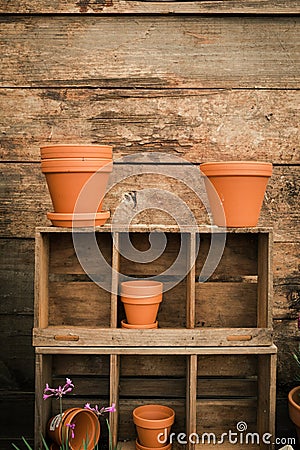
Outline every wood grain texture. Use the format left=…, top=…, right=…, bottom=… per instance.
left=1, top=0, right=299, bottom=14
left=1, top=89, right=299, bottom=164
left=0, top=163, right=298, bottom=241
left=1, top=16, right=299, bottom=89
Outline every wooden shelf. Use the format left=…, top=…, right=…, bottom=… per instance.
left=33, top=225, right=275, bottom=449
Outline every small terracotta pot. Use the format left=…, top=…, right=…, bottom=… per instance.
left=41, top=144, right=112, bottom=160
left=47, top=211, right=110, bottom=228
left=47, top=407, right=100, bottom=450
left=121, top=281, right=163, bottom=325
left=288, top=386, right=300, bottom=443
left=200, top=161, right=272, bottom=227
left=41, top=159, right=113, bottom=214
left=121, top=319, right=158, bottom=329
left=136, top=438, right=172, bottom=450
left=133, top=404, right=175, bottom=448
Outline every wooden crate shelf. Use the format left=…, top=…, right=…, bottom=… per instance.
left=33, top=224, right=275, bottom=449
left=33, top=225, right=273, bottom=346
left=35, top=345, right=277, bottom=450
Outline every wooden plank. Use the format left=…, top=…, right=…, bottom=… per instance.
left=34, top=231, right=49, bottom=328
left=257, top=232, right=273, bottom=328
left=35, top=353, right=52, bottom=447
left=35, top=344, right=278, bottom=355
left=1, top=16, right=299, bottom=89
left=0, top=392, right=34, bottom=444
left=52, top=354, right=110, bottom=376
left=120, top=355, right=186, bottom=376
left=48, top=281, right=111, bottom=327
left=32, top=327, right=273, bottom=347
left=1, top=89, right=299, bottom=164
left=110, top=354, right=120, bottom=450
left=195, top=282, right=257, bottom=328
left=257, top=354, right=277, bottom=450
left=1, top=0, right=299, bottom=14
left=111, top=233, right=120, bottom=327
left=1, top=164, right=299, bottom=241
left=187, top=234, right=196, bottom=328
left=197, top=354, right=258, bottom=377
left=186, top=355, right=197, bottom=450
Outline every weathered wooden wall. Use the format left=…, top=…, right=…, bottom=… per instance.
left=0, top=1, right=299, bottom=448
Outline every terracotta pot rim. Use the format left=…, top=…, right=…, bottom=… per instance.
left=136, top=439, right=172, bottom=450
left=121, top=320, right=158, bottom=329
left=41, top=159, right=113, bottom=173
left=41, top=144, right=113, bottom=159
left=121, top=281, right=163, bottom=296
left=288, top=386, right=300, bottom=410
left=133, top=405, right=175, bottom=429
left=121, top=293, right=162, bottom=304
left=200, top=161, right=272, bottom=177
left=41, top=157, right=112, bottom=162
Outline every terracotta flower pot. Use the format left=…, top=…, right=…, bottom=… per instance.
left=47, top=407, right=100, bottom=450
left=121, top=281, right=163, bottom=325
left=200, top=161, right=273, bottom=227
left=133, top=404, right=175, bottom=448
left=41, top=158, right=113, bottom=214
left=47, top=211, right=110, bottom=228
left=288, top=386, right=300, bottom=443
left=121, top=319, right=158, bottom=329
left=136, top=438, right=172, bottom=450
left=41, top=144, right=112, bottom=160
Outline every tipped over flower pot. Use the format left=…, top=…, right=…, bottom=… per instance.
left=121, top=280, right=163, bottom=325
left=200, top=161, right=272, bottom=227
left=133, top=404, right=175, bottom=448
left=47, top=407, right=100, bottom=450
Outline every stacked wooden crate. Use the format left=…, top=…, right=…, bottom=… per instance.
left=33, top=225, right=276, bottom=449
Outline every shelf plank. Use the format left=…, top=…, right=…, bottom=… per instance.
left=33, top=327, right=273, bottom=347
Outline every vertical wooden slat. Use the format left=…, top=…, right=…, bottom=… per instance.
left=186, top=354, right=197, bottom=450
left=110, top=354, right=120, bottom=449
left=187, top=233, right=196, bottom=329
left=257, top=232, right=273, bottom=328
left=257, top=352, right=277, bottom=450
left=111, top=232, right=120, bottom=328
left=35, top=352, right=52, bottom=450
left=34, top=231, right=49, bottom=329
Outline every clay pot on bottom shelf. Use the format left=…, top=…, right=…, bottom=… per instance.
left=121, top=281, right=163, bottom=326
left=47, top=407, right=100, bottom=450
left=288, top=386, right=300, bottom=444
left=121, top=319, right=158, bottom=329
left=133, top=404, right=175, bottom=448
left=136, top=439, right=172, bottom=450
left=200, top=161, right=273, bottom=227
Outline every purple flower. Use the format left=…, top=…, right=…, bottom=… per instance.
left=43, top=378, right=74, bottom=400
left=84, top=402, right=116, bottom=416
left=66, top=423, right=76, bottom=439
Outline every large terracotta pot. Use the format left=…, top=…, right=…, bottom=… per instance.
left=133, top=404, right=175, bottom=448
left=200, top=161, right=273, bottom=227
left=41, top=144, right=112, bottom=160
left=121, top=281, right=163, bottom=325
left=288, top=386, right=300, bottom=443
left=41, top=158, right=113, bottom=214
left=47, top=407, right=100, bottom=450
